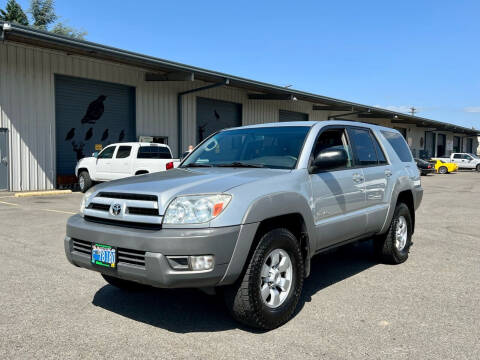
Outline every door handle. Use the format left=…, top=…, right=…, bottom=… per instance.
left=352, top=173, right=364, bottom=183
left=385, top=169, right=392, bottom=177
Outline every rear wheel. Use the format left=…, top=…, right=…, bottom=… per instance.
left=476, top=164, right=480, bottom=172
left=101, top=274, right=149, bottom=291
left=78, top=171, right=92, bottom=192
left=438, top=166, right=448, bottom=174
left=374, top=203, right=413, bottom=264
left=223, top=228, right=304, bottom=330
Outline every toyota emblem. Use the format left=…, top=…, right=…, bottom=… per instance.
left=111, top=203, right=122, bottom=216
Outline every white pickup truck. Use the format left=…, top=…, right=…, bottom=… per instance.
left=75, top=142, right=180, bottom=192
left=435, top=153, right=480, bottom=171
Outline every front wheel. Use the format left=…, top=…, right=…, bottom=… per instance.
left=476, top=164, right=480, bottom=172
left=223, top=228, right=304, bottom=330
left=374, top=203, right=413, bottom=264
left=438, top=166, right=448, bottom=174
left=78, top=171, right=92, bottom=193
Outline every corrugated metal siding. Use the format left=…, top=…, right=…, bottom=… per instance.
left=0, top=41, right=329, bottom=191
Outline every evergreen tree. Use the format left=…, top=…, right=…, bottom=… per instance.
left=0, top=0, right=29, bottom=25
left=29, top=0, right=57, bottom=30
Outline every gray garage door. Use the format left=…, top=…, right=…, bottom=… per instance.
left=196, top=98, right=242, bottom=143
left=55, top=75, right=135, bottom=176
left=0, top=129, right=8, bottom=190
left=279, top=110, right=308, bottom=122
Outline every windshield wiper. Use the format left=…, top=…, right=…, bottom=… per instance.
left=182, top=163, right=213, bottom=168
left=215, top=162, right=264, bottom=168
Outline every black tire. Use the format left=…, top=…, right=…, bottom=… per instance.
left=78, top=171, right=92, bottom=193
left=222, top=228, right=304, bottom=330
left=476, top=164, right=480, bottom=172
left=438, top=166, right=448, bottom=174
left=374, top=203, right=413, bottom=264
left=101, top=274, right=149, bottom=291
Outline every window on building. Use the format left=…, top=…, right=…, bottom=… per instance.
left=381, top=131, right=413, bottom=162
left=116, top=146, right=132, bottom=159
left=137, top=146, right=172, bottom=159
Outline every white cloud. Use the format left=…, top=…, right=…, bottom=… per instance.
left=464, top=106, right=480, bottom=113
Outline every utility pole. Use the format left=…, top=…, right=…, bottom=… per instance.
left=409, top=106, right=417, bottom=116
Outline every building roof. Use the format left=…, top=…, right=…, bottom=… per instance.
left=1, top=21, right=478, bottom=136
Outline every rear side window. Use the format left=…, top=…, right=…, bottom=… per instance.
left=348, top=128, right=378, bottom=166
left=381, top=131, right=413, bottom=162
left=137, top=146, right=172, bottom=159
left=116, top=146, right=131, bottom=159
left=453, top=154, right=462, bottom=159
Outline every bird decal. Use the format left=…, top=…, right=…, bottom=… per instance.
left=65, top=128, right=75, bottom=141
left=101, top=129, right=109, bottom=141
left=118, top=129, right=125, bottom=142
left=81, top=95, right=107, bottom=124
left=84, top=127, right=93, bottom=141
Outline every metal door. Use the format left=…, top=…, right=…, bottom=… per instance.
left=0, top=129, right=8, bottom=191
left=279, top=110, right=308, bottom=122
left=196, top=98, right=242, bottom=143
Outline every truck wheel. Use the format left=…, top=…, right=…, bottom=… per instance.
left=222, top=228, right=304, bottom=330
left=374, top=203, right=413, bottom=265
left=438, top=166, right=448, bottom=174
left=101, top=274, right=148, bottom=291
left=78, top=171, right=92, bottom=193
left=476, top=164, right=480, bottom=172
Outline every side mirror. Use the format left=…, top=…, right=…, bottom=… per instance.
left=92, top=152, right=99, bottom=158
left=310, top=148, right=348, bottom=173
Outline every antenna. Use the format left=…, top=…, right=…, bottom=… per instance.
left=409, top=106, right=417, bottom=116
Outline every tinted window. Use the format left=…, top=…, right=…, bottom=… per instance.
left=348, top=128, right=378, bottom=166
left=182, top=126, right=310, bottom=169
left=453, top=154, right=462, bottom=159
left=381, top=131, right=413, bottom=162
left=137, top=146, right=172, bottom=159
left=116, top=146, right=131, bottom=159
left=371, top=133, right=388, bottom=165
left=312, top=128, right=353, bottom=168
left=98, top=146, right=115, bottom=159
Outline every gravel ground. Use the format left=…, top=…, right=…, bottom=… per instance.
left=0, top=171, right=479, bottom=359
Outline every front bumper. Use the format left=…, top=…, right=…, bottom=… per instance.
left=65, top=214, right=249, bottom=288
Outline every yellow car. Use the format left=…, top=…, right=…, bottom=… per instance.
left=432, top=159, right=458, bottom=174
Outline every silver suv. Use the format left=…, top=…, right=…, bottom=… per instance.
left=65, top=121, right=423, bottom=329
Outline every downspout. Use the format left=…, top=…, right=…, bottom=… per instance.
left=177, top=78, right=229, bottom=157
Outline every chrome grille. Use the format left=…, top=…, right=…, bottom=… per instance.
left=83, top=192, right=162, bottom=229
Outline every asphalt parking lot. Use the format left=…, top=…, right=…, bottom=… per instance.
left=1, top=172, right=479, bottom=359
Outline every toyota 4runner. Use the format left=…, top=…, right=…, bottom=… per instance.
left=65, top=121, right=423, bottom=329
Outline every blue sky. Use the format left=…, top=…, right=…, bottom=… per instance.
left=10, top=0, right=480, bottom=129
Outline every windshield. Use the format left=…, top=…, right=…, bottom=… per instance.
left=469, top=153, right=479, bottom=159
left=181, top=126, right=310, bottom=169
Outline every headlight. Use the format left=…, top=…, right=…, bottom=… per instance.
left=163, top=194, right=231, bottom=224
left=80, top=188, right=95, bottom=216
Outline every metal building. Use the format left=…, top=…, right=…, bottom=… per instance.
left=0, top=21, right=478, bottom=191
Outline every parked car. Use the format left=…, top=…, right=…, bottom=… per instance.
left=432, top=159, right=458, bottom=174
left=436, top=153, right=480, bottom=171
left=65, top=121, right=423, bottom=329
left=415, top=158, right=435, bottom=176
left=75, top=142, right=180, bottom=192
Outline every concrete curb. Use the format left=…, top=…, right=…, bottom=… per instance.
left=14, top=190, right=72, bottom=197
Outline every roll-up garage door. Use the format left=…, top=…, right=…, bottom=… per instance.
left=55, top=75, right=135, bottom=177
left=279, top=110, right=308, bottom=122
left=196, top=98, right=242, bottom=143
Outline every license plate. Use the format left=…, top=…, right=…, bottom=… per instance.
left=91, top=243, right=116, bottom=268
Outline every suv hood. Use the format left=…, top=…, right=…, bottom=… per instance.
left=89, top=167, right=289, bottom=214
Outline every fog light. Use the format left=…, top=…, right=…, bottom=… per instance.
left=189, top=255, right=214, bottom=271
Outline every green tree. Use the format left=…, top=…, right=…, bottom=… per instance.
left=29, top=0, right=57, bottom=30
left=52, top=21, right=86, bottom=40
left=0, top=0, right=29, bottom=25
